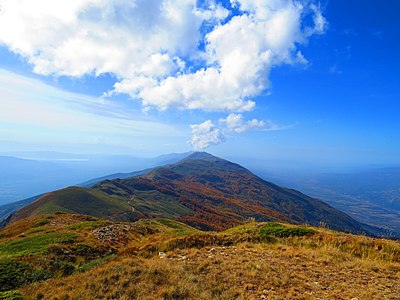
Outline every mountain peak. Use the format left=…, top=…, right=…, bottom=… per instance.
left=182, top=152, right=224, bottom=162
left=6, top=151, right=366, bottom=234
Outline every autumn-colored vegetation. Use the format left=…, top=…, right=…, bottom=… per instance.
left=8, top=154, right=366, bottom=234
left=1, top=213, right=400, bottom=299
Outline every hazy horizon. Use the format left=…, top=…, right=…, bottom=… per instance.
left=0, top=0, right=399, bottom=166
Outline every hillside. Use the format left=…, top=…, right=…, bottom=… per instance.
left=1, top=213, right=400, bottom=299
left=8, top=152, right=366, bottom=234
left=0, top=194, right=45, bottom=228
left=0, top=152, right=191, bottom=228
left=254, top=165, right=400, bottom=237
left=0, top=152, right=191, bottom=210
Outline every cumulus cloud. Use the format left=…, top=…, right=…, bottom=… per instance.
left=189, top=113, right=282, bottom=149
left=0, top=0, right=325, bottom=113
left=189, top=120, right=225, bottom=150
left=220, top=113, right=266, bottom=133
left=0, top=0, right=326, bottom=150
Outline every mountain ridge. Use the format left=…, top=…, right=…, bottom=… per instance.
left=7, top=152, right=366, bottom=234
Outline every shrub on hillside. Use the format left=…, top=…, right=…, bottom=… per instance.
left=0, top=258, right=52, bottom=292
left=259, top=223, right=316, bottom=238
left=0, top=259, right=32, bottom=292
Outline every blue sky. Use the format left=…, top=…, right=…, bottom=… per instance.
left=0, top=0, right=398, bottom=165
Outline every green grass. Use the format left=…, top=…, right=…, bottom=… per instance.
left=222, top=222, right=317, bottom=241
left=128, top=190, right=194, bottom=219
left=0, top=259, right=31, bottom=292
left=0, top=232, right=78, bottom=257
left=34, top=218, right=51, bottom=227
left=34, top=187, right=132, bottom=218
left=95, top=180, right=195, bottom=220
left=76, top=255, right=117, bottom=273
left=139, top=218, right=201, bottom=236
left=0, top=258, right=53, bottom=293
left=35, top=202, right=75, bottom=216
left=25, top=226, right=50, bottom=235
left=0, top=290, right=23, bottom=300
left=259, top=223, right=316, bottom=238
left=66, top=220, right=108, bottom=230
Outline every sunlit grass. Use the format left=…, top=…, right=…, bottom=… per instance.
left=0, top=232, right=78, bottom=257
left=1, top=215, right=400, bottom=299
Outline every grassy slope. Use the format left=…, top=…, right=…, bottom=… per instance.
left=0, top=194, right=45, bottom=226
left=10, top=184, right=195, bottom=226
left=96, top=180, right=194, bottom=219
left=8, top=154, right=364, bottom=235
left=0, top=213, right=399, bottom=299
left=10, top=187, right=141, bottom=222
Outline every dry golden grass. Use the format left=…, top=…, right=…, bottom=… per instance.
left=21, top=226, right=400, bottom=300
left=21, top=242, right=400, bottom=300
left=2, top=216, right=400, bottom=299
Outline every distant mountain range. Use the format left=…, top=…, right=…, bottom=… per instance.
left=0, top=152, right=192, bottom=205
left=7, top=152, right=367, bottom=234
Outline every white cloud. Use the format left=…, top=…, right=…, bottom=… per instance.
left=0, top=0, right=325, bottom=113
left=190, top=113, right=283, bottom=149
left=189, top=120, right=225, bottom=150
left=220, top=113, right=266, bottom=133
